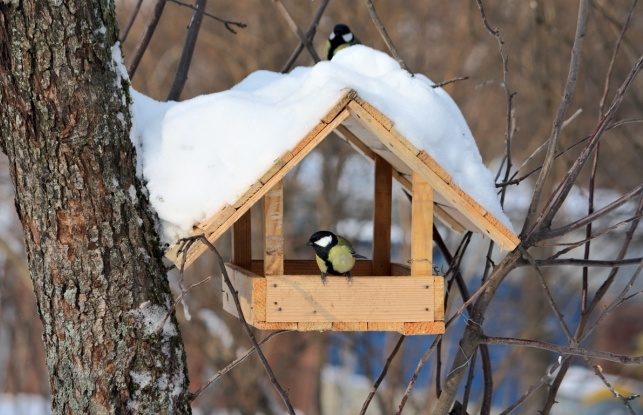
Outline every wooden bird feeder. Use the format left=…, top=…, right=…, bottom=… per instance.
left=166, top=89, right=519, bottom=335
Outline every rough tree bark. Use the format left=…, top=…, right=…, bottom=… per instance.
left=0, top=1, right=191, bottom=413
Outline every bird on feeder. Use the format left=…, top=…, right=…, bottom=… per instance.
left=307, top=230, right=366, bottom=283
left=323, top=23, right=360, bottom=60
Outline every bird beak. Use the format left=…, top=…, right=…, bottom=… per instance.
left=306, top=241, right=313, bottom=247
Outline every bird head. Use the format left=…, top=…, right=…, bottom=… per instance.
left=307, top=230, right=338, bottom=254
left=325, top=23, right=359, bottom=60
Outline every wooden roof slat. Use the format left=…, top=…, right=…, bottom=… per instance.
left=346, top=100, right=519, bottom=251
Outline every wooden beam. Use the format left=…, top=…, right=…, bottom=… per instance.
left=347, top=101, right=519, bottom=251
left=373, top=156, right=392, bottom=275
left=264, top=181, right=284, bottom=276
left=250, top=259, right=373, bottom=277
left=233, top=210, right=252, bottom=270
left=265, top=275, right=437, bottom=322
left=411, top=172, right=433, bottom=276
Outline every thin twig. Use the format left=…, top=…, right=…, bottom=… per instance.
left=481, top=336, right=643, bottom=364
left=541, top=184, right=643, bottom=239
left=280, top=0, right=330, bottom=72
left=359, top=334, right=405, bottom=415
left=498, top=357, right=569, bottom=415
left=363, top=0, right=412, bottom=74
left=396, top=336, right=441, bottom=414
left=167, top=0, right=207, bottom=100
left=516, top=257, right=642, bottom=268
left=128, top=0, right=167, bottom=78
left=591, top=364, right=638, bottom=415
left=273, top=0, right=320, bottom=62
left=120, top=0, right=144, bottom=42
left=182, top=235, right=296, bottom=414
left=189, top=330, right=291, bottom=402
left=520, top=247, right=574, bottom=341
left=431, top=76, right=469, bottom=89
left=522, top=0, right=590, bottom=234
left=167, top=0, right=246, bottom=33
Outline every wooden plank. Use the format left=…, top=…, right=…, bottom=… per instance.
left=373, top=156, right=392, bottom=275
left=391, top=262, right=411, bottom=276
left=411, top=172, right=433, bottom=276
left=195, top=204, right=236, bottom=235
left=222, top=263, right=266, bottom=324
left=434, top=203, right=466, bottom=233
left=336, top=123, right=414, bottom=184
left=264, top=181, right=284, bottom=276
left=233, top=210, right=252, bottom=270
left=433, top=276, right=445, bottom=321
left=259, top=151, right=294, bottom=185
left=254, top=321, right=298, bottom=330
left=354, top=96, right=393, bottom=130
left=346, top=101, right=518, bottom=252
left=418, top=150, right=453, bottom=184
left=332, top=322, right=368, bottom=331
left=233, top=181, right=262, bottom=209
left=297, top=322, right=332, bottom=331
left=401, top=322, right=445, bottom=335
left=321, top=89, right=357, bottom=123
left=265, top=275, right=436, bottom=322
left=367, top=322, right=404, bottom=332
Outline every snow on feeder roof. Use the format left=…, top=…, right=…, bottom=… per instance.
left=130, top=45, right=519, bottom=266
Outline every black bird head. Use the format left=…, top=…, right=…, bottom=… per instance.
left=307, top=230, right=338, bottom=256
left=326, top=23, right=358, bottom=60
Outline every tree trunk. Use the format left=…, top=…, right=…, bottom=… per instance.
left=0, top=2, right=191, bottom=413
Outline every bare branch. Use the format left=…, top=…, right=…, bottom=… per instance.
left=481, top=336, right=643, bottom=364
left=167, top=0, right=206, bottom=100
left=521, top=248, right=574, bottom=341
left=591, top=364, right=638, bottom=415
left=363, top=0, right=412, bottom=74
left=120, top=0, right=144, bottom=42
left=541, top=184, right=643, bottom=239
left=280, top=0, right=330, bottom=72
left=181, top=236, right=296, bottom=414
left=516, top=257, right=642, bottom=268
left=128, top=0, right=167, bottom=78
left=431, top=76, right=469, bottom=89
left=396, top=336, right=441, bottom=414
left=359, top=334, right=405, bottom=415
left=273, top=0, right=320, bottom=62
left=189, top=330, right=291, bottom=402
left=522, top=0, right=590, bottom=234
left=167, top=0, right=247, bottom=33
left=498, top=357, right=569, bottom=415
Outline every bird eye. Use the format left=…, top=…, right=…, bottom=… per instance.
left=329, top=32, right=336, bottom=40
left=342, top=33, right=353, bottom=42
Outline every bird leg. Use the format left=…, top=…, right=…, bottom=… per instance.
left=320, top=272, right=328, bottom=285
left=344, top=271, right=353, bottom=284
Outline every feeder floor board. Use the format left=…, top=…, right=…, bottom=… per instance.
left=222, top=263, right=445, bottom=335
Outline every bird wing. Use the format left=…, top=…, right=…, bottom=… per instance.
left=337, top=235, right=366, bottom=259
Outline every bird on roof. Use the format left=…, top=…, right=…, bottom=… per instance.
left=323, top=23, right=360, bottom=60
left=307, top=230, right=366, bottom=284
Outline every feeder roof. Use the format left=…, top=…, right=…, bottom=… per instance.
left=129, top=46, right=520, bottom=267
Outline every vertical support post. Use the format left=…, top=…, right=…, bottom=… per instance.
left=232, top=210, right=252, bottom=270
left=373, top=156, right=392, bottom=275
left=411, top=172, right=433, bottom=276
left=264, top=181, right=284, bottom=276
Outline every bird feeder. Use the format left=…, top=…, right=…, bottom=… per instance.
left=165, top=89, right=519, bottom=335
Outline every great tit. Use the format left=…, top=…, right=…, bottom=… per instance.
left=307, top=230, right=365, bottom=283
left=323, top=23, right=360, bottom=60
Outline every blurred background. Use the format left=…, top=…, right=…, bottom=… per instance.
left=1, top=0, right=641, bottom=414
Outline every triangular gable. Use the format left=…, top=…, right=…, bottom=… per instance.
left=166, top=89, right=519, bottom=268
